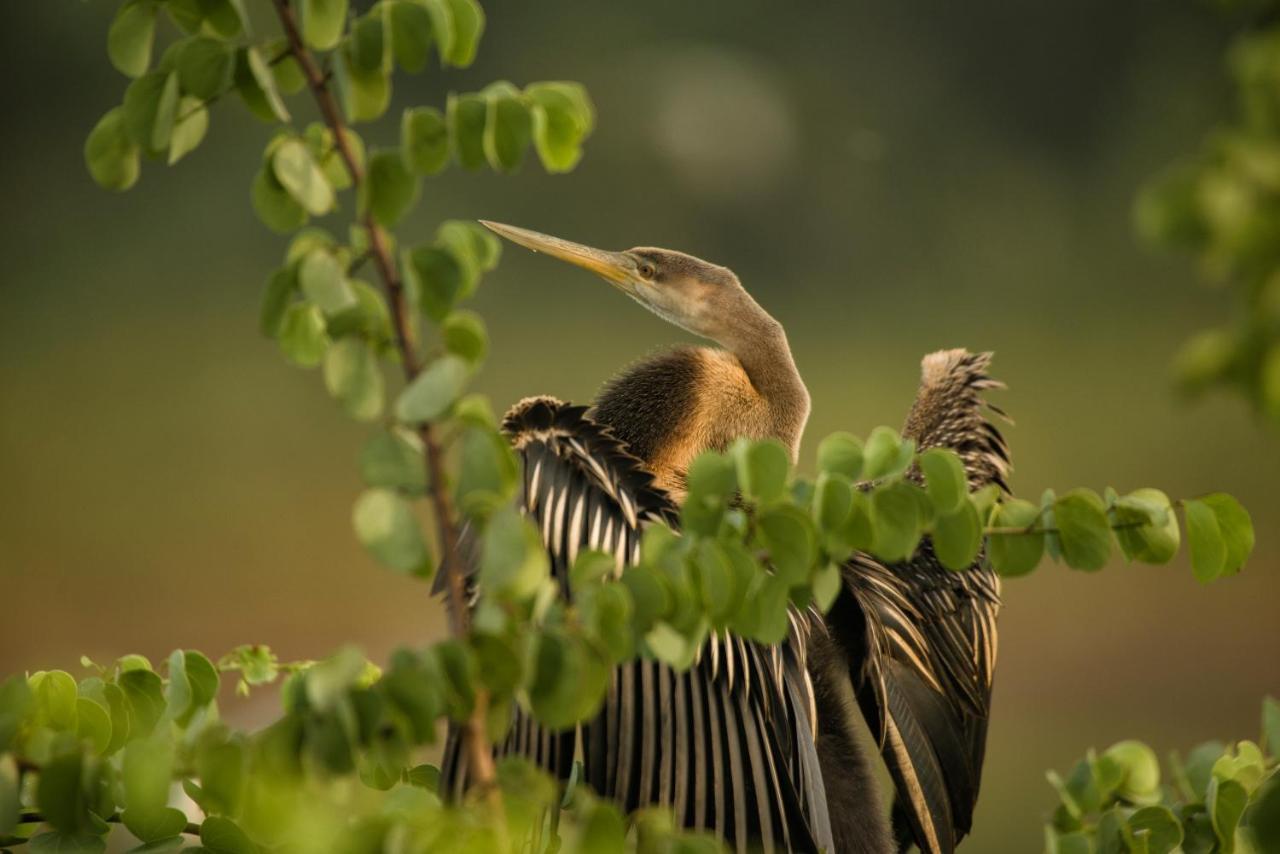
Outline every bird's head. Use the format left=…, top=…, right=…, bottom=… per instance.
left=479, top=221, right=769, bottom=345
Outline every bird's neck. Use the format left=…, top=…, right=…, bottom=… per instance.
left=718, top=309, right=811, bottom=460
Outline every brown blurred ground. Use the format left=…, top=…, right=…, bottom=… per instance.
left=1, top=2, right=1278, bottom=851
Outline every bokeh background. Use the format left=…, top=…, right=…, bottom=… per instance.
left=2, top=1, right=1278, bottom=850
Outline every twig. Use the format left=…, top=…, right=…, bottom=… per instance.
left=267, top=0, right=500, bottom=805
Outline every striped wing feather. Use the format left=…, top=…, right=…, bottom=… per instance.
left=440, top=396, right=833, bottom=853
left=839, top=349, right=1009, bottom=854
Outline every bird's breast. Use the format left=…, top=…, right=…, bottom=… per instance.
left=592, top=346, right=776, bottom=500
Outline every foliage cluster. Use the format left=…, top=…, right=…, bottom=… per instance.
left=0, top=1, right=1263, bottom=851
left=1044, top=698, right=1280, bottom=854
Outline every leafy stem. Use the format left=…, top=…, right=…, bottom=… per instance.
left=267, top=0, right=498, bottom=803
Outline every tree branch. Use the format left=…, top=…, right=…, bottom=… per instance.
left=268, top=0, right=499, bottom=801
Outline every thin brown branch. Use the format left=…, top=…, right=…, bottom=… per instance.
left=268, top=0, right=499, bottom=802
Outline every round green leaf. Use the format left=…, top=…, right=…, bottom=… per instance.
left=168, top=97, right=208, bottom=165
left=734, top=439, right=790, bottom=504
left=301, top=0, right=349, bottom=51
left=526, top=81, right=594, bottom=173
left=352, top=488, right=431, bottom=576
left=933, top=500, right=982, bottom=571
left=402, top=106, right=449, bottom=175
left=277, top=303, right=329, bottom=367
left=360, top=428, right=426, bottom=494
left=389, top=0, right=435, bottom=72
left=396, top=354, right=469, bottom=422
left=335, top=49, right=391, bottom=123
left=447, top=92, right=487, bottom=170
left=109, top=0, right=158, bottom=78
left=176, top=37, right=234, bottom=100
left=75, top=698, right=111, bottom=754
left=441, top=310, right=488, bottom=364
left=298, top=249, right=356, bottom=315
left=363, top=149, right=420, bottom=227
left=438, top=0, right=484, bottom=67
left=870, top=481, right=923, bottom=562
left=1208, top=776, right=1248, bottom=850
left=123, top=807, right=188, bottom=844
left=816, top=431, right=864, bottom=480
left=920, top=447, right=968, bottom=515
left=272, top=138, right=334, bottom=216
left=1103, top=740, right=1161, bottom=802
left=863, top=426, right=914, bottom=481
left=1124, top=806, right=1182, bottom=854
left=1112, top=488, right=1180, bottom=564
left=1201, top=493, right=1253, bottom=575
left=200, top=815, right=256, bottom=854
left=988, top=498, right=1044, bottom=577
left=30, top=670, right=78, bottom=730
left=756, top=504, right=817, bottom=583
left=1054, top=489, right=1112, bottom=571
left=323, top=338, right=385, bottom=421
left=84, top=108, right=140, bottom=191
left=813, top=471, right=854, bottom=534
left=1184, top=498, right=1227, bottom=582
left=251, top=167, right=308, bottom=233
left=480, top=507, right=548, bottom=601
left=406, top=244, right=466, bottom=321
left=483, top=84, right=533, bottom=172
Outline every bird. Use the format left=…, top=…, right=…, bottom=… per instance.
left=438, top=222, right=1010, bottom=854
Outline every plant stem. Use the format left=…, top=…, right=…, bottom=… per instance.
left=268, top=0, right=500, bottom=803
left=18, top=811, right=203, bottom=838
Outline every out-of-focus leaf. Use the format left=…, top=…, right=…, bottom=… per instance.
left=352, top=488, right=431, bottom=576
left=109, top=0, right=158, bottom=78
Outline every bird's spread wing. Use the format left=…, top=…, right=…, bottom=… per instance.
left=440, top=396, right=833, bottom=853
left=835, top=349, right=1009, bottom=854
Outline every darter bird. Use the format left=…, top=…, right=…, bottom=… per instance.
left=439, top=223, right=1010, bottom=854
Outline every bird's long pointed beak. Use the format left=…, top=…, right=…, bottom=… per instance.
left=479, top=221, right=634, bottom=287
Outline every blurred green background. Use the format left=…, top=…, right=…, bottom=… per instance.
left=2, top=1, right=1278, bottom=850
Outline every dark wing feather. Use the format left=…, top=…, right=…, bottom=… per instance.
left=440, top=396, right=832, bottom=853
left=837, top=349, right=1009, bottom=854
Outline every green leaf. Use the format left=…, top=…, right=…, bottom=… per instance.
left=352, top=488, right=431, bottom=576
left=812, top=562, right=843, bottom=612
left=482, top=83, right=533, bottom=172
left=363, top=149, right=420, bottom=227
left=259, top=268, right=296, bottom=337
left=437, top=0, right=484, bottom=67
left=301, top=0, right=349, bottom=51
left=30, top=670, right=79, bottom=730
left=933, top=500, right=982, bottom=571
left=251, top=167, right=308, bottom=233
left=1207, top=776, right=1248, bottom=852
left=109, top=0, right=158, bottom=78
left=988, top=498, right=1044, bottom=577
left=396, top=354, right=469, bottom=422
left=1124, top=806, right=1182, bottom=854
left=202, top=0, right=246, bottom=39
left=401, top=107, right=449, bottom=176
left=273, top=138, right=334, bottom=216
left=1054, top=489, right=1112, bottom=571
left=323, top=338, right=384, bottom=421
left=149, top=72, right=180, bottom=153
left=176, top=37, right=234, bottom=100
left=1103, top=740, right=1161, bottom=802
left=1112, top=488, right=1180, bottom=564
left=441, top=310, right=488, bottom=364
left=812, top=472, right=854, bottom=534
left=121, top=72, right=169, bottom=153
left=1201, top=493, right=1253, bottom=575
left=870, top=481, right=923, bottom=562
left=1184, top=498, right=1227, bottom=582
left=75, top=697, right=112, bottom=754
left=119, top=668, right=165, bottom=736
left=734, top=439, right=790, bottom=504
left=0, top=756, right=18, bottom=837
left=334, top=48, right=391, bottom=123
left=37, top=752, right=88, bottom=832
left=526, top=81, right=595, bottom=173
left=757, top=505, right=818, bottom=583
left=447, top=92, right=487, bottom=170
left=360, top=428, right=426, bottom=493
left=920, top=448, right=968, bottom=515
left=437, top=220, right=501, bottom=274
left=168, top=97, right=208, bottom=165
left=239, top=47, right=290, bottom=123
left=455, top=426, right=518, bottom=517
left=480, top=507, right=548, bottom=601
left=863, top=426, right=915, bottom=481
left=122, top=807, right=188, bottom=844
left=406, top=245, right=466, bottom=321
left=350, top=11, right=389, bottom=74
left=298, top=250, right=356, bottom=315
left=85, top=108, right=141, bottom=192
left=389, top=0, right=435, bottom=72
left=277, top=303, right=329, bottom=367
left=29, top=831, right=107, bottom=853
left=200, top=815, right=256, bottom=854
left=816, top=432, right=864, bottom=481
left=123, top=734, right=174, bottom=814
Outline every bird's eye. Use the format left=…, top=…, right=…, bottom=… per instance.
left=637, top=262, right=656, bottom=280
